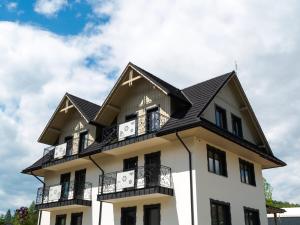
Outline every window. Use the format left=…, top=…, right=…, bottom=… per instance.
left=232, top=114, right=243, bottom=138
left=210, top=200, right=231, bottom=225
left=244, top=208, right=260, bottom=225
left=239, top=159, right=256, bottom=186
left=207, top=145, right=227, bottom=176
left=146, top=107, right=160, bottom=133
left=144, top=204, right=161, bottom=225
left=215, top=105, right=227, bottom=129
left=70, top=213, right=83, bottom=225
left=78, top=131, right=88, bottom=153
left=55, top=215, right=66, bottom=225
left=121, top=207, right=136, bottom=225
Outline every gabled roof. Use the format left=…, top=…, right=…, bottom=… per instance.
left=94, top=62, right=190, bottom=122
left=129, top=63, right=190, bottom=104
left=38, top=93, right=100, bottom=144
left=66, top=93, right=100, bottom=122
left=158, top=71, right=234, bottom=134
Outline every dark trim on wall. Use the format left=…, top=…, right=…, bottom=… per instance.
left=36, top=199, right=91, bottom=210
left=97, top=186, right=173, bottom=201
left=89, top=156, right=105, bottom=225
left=176, top=132, right=195, bottom=225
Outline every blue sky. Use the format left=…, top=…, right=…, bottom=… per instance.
left=0, top=0, right=110, bottom=35
left=0, top=0, right=300, bottom=215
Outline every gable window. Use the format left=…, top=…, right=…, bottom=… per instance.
left=239, top=159, right=256, bottom=186
left=244, top=207, right=260, bottom=225
left=210, top=199, right=231, bottom=225
left=207, top=145, right=227, bottom=177
left=215, top=105, right=227, bottom=130
left=231, top=114, right=243, bottom=138
left=78, top=131, right=88, bottom=153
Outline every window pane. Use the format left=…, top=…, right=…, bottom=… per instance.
left=211, top=204, right=218, bottom=225
left=209, top=157, right=215, bottom=172
left=215, top=159, right=220, bottom=175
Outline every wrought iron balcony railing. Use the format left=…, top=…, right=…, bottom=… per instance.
left=42, top=137, right=93, bottom=164
left=36, top=181, right=92, bottom=205
left=98, top=165, right=173, bottom=196
left=102, top=112, right=169, bottom=145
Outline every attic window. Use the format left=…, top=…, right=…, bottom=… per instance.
left=231, top=114, right=243, bottom=138
left=215, top=105, right=227, bottom=130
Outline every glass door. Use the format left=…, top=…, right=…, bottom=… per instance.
left=64, top=136, right=73, bottom=156
left=123, top=157, right=138, bottom=190
left=60, top=173, right=70, bottom=200
left=144, top=152, right=161, bottom=187
left=146, top=107, right=160, bottom=133
left=74, top=169, right=86, bottom=199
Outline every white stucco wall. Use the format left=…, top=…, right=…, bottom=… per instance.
left=41, top=136, right=268, bottom=225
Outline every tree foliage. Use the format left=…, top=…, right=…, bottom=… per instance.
left=264, top=178, right=300, bottom=208
left=0, top=202, right=38, bottom=225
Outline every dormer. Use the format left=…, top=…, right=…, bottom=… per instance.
left=38, top=93, right=100, bottom=166
left=94, top=63, right=190, bottom=144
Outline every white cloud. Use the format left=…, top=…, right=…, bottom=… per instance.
left=6, top=2, right=17, bottom=11
left=34, top=0, right=68, bottom=17
left=1, top=0, right=300, bottom=212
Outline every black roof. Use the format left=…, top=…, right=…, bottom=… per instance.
left=22, top=66, right=285, bottom=174
left=66, top=93, right=101, bottom=122
left=157, top=71, right=234, bottom=135
left=129, top=63, right=191, bottom=104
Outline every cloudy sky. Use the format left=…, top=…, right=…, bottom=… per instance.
left=0, top=0, right=299, bottom=214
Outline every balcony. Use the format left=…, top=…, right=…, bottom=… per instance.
left=36, top=181, right=92, bottom=211
left=42, top=137, right=93, bottom=167
left=101, top=112, right=169, bottom=147
left=97, top=165, right=174, bottom=202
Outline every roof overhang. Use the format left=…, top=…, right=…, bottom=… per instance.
left=38, top=94, right=90, bottom=145
left=94, top=63, right=171, bottom=125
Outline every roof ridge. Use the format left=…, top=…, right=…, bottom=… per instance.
left=182, top=71, right=235, bottom=91
left=66, top=92, right=100, bottom=107
left=129, top=62, right=181, bottom=92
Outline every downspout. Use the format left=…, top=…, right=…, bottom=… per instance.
left=89, top=156, right=105, bottom=225
left=30, top=172, right=45, bottom=225
left=176, top=132, right=195, bottom=225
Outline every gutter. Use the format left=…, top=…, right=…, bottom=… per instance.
left=176, top=132, right=195, bottom=225
left=89, top=156, right=105, bottom=225
left=30, top=172, right=45, bottom=225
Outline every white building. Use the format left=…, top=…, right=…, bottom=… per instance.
left=268, top=207, right=300, bottom=225
left=22, top=63, right=285, bottom=225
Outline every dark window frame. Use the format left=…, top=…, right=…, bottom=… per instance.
left=207, top=145, right=228, bottom=177
left=231, top=113, right=243, bottom=138
left=55, top=214, right=67, bottom=225
left=215, top=104, right=228, bottom=130
left=121, top=206, right=137, bottom=225
left=70, top=212, right=83, bottom=225
left=244, top=207, right=260, bottom=225
left=210, top=199, right=232, bottom=225
left=78, top=130, right=89, bottom=153
left=144, top=204, right=161, bottom=225
left=239, top=159, right=256, bottom=186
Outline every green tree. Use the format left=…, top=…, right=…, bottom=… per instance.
left=264, top=178, right=273, bottom=205
left=5, top=209, right=13, bottom=224
left=0, top=214, right=6, bottom=225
